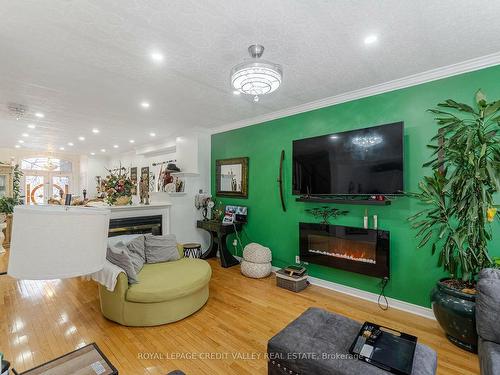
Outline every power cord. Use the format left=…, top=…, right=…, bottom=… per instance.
left=232, top=223, right=245, bottom=257
left=378, top=277, right=389, bottom=311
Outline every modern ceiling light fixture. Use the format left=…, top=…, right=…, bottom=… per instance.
left=364, top=34, right=378, bottom=45
left=27, top=124, right=36, bottom=129
left=140, top=101, right=150, bottom=109
left=150, top=51, right=164, bottom=63
left=78, top=136, right=85, bottom=141
left=92, top=128, right=100, bottom=134
left=230, top=44, right=282, bottom=103
left=35, top=112, right=44, bottom=118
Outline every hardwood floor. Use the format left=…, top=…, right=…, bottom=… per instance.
left=0, top=258, right=479, bottom=374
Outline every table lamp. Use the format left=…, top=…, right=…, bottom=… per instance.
left=8, top=205, right=110, bottom=280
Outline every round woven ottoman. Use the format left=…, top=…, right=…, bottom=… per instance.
left=241, top=243, right=272, bottom=279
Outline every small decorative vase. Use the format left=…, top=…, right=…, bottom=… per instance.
left=114, top=196, right=132, bottom=206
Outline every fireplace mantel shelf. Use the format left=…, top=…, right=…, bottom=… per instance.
left=107, top=203, right=171, bottom=212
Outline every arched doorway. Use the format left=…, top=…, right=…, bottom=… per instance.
left=21, top=157, right=72, bottom=205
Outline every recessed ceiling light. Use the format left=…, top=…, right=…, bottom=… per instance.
left=113, top=145, right=119, bottom=149
left=67, top=142, right=74, bottom=146
left=92, top=128, right=100, bottom=134
left=18, top=140, right=24, bottom=144
left=59, top=147, right=65, bottom=151
left=21, top=133, right=29, bottom=137
left=233, top=90, right=241, bottom=95
left=15, top=144, right=20, bottom=148
left=35, top=112, right=44, bottom=118
left=100, top=149, right=106, bottom=152
left=140, top=101, right=150, bottom=109
left=78, top=136, right=85, bottom=141
left=90, top=152, right=95, bottom=156
left=149, top=132, right=156, bottom=137
left=150, top=51, right=164, bottom=63
left=27, top=124, right=36, bottom=129
left=129, top=139, right=135, bottom=144
left=364, top=34, right=378, bottom=45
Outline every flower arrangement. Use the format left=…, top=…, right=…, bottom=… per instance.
left=102, top=167, right=134, bottom=205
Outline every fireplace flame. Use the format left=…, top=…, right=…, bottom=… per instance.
left=308, top=249, right=377, bottom=264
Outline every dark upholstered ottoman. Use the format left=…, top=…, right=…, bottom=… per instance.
left=268, top=307, right=437, bottom=375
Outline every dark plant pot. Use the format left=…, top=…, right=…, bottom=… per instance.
left=430, top=278, right=477, bottom=353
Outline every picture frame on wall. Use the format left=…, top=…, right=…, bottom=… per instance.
left=130, top=167, right=138, bottom=195
left=216, top=157, right=248, bottom=198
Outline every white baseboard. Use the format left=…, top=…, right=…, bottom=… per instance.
left=269, top=265, right=435, bottom=320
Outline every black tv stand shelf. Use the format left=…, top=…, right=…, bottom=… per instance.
left=296, top=196, right=392, bottom=206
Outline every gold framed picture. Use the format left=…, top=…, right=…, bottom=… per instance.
left=216, top=157, right=248, bottom=198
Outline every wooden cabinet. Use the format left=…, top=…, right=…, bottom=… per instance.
left=0, top=163, right=14, bottom=198
left=0, top=163, right=14, bottom=248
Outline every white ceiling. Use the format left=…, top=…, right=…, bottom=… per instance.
left=1, top=0, right=500, bottom=155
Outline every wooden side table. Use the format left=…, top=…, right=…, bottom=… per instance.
left=197, top=220, right=242, bottom=268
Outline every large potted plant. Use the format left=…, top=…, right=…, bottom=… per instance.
left=409, top=90, right=499, bottom=352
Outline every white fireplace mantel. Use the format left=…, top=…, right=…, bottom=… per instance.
left=107, top=203, right=172, bottom=234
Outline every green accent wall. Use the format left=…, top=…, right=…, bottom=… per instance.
left=211, top=65, right=500, bottom=308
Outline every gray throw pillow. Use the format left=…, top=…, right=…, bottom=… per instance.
left=106, top=241, right=138, bottom=284
left=144, top=234, right=180, bottom=263
left=127, top=235, right=146, bottom=260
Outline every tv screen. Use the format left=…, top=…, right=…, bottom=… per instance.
left=293, top=122, right=404, bottom=195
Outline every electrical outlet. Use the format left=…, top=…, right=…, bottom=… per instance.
left=232, top=239, right=238, bottom=247
left=295, top=255, right=300, bottom=264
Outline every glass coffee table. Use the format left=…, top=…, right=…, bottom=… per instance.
left=13, top=343, right=118, bottom=375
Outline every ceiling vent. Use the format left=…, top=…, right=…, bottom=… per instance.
left=7, top=102, right=28, bottom=120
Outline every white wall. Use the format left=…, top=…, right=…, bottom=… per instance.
left=107, top=130, right=211, bottom=249
left=79, top=155, right=109, bottom=198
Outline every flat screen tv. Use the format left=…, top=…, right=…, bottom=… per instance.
left=293, top=122, right=404, bottom=196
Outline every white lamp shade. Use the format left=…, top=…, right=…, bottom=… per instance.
left=8, top=205, right=110, bottom=280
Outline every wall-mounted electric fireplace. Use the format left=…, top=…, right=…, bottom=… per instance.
left=299, top=223, right=390, bottom=278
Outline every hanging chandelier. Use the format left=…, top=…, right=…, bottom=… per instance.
left=230, top=44, right=282, bottom=102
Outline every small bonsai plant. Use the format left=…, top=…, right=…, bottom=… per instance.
left=408, top=90, right=499, bottom=287
left=306, top=206, right=349, bottom=224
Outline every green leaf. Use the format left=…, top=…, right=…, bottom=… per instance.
left=418, top=230, right=433, bottom=248
left=485, top=100, right=500, bottom=117
left=480, top=143, right=487, bottom=158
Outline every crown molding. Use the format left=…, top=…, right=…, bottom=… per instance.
left=211, top=52, right=500, bottom=135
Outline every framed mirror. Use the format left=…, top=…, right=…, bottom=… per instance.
left=216, top=157, right=248, bottom=198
